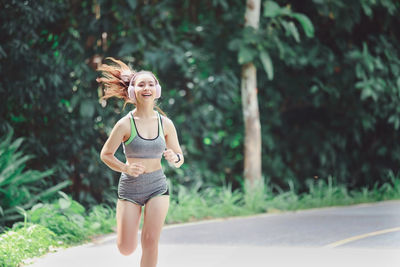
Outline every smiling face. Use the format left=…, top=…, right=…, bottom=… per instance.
left=134, top=73, right=157, bottom=103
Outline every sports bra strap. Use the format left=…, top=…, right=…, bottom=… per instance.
left=125, top=112, right=137, bottom=145
left=157, top=111, right=165, bottom=141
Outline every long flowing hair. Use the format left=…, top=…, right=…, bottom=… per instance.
left=96, top=57, right=167, bottom=117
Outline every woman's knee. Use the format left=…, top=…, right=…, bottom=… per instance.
left=141, top=231, right=159, bottom=250
left=117, top=240, right=138, bottom=256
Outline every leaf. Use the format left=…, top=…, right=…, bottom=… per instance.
left=360, top=87, right=378, bottom=102
left=126, top=0, right=137, bottom=10
left=238, top=46, right=255, bottom=64
left=228, top=39, right=242, bottom=51
left=70, top=94, right=80, bottom=110
left=69, top=200, right=86, bottom=215
left=260, top=51, right=274, bottom=80
left=264, top=1, right=282, bottom=18
left=282, top=21, right=300, bottom=42
left=30, top=203, right=44, bottom=212
left=15, top=206, right=27, bottom=217
left=288, top=21, right=300, bottom=42
left=0, top=45, right=7, bottom=59
left=310, top=85, right=319, bottom=94
left=59, top=198, right=71, bottom=210
left=70, top=214, right=85, bottom=228
left=361, top=2, right=373, bottom=17
left=291, top=13, right=314, bottom=38
left=58, top=191, right=70, bottom=200
left=29, top=181, right=71, bottom=203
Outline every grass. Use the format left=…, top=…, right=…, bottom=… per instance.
left=0, top=223, right=60, bottom=267
left=1, top=172, right=400, bottom=266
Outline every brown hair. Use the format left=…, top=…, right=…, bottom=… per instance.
left=96, top=57, right=167, bottom=117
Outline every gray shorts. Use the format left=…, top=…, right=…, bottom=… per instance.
left=118, top=168, right=169, bottom=206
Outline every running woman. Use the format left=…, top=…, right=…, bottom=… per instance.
left=96, top=57, right=184, bottom=267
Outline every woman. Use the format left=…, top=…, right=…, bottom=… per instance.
left=97, top=57, right=184, bottom=267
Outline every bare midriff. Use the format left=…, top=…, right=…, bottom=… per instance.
left=126, top=157, right=163, bottom=173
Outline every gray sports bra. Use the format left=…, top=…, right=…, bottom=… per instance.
left=122, top=111, right=166, bottom=158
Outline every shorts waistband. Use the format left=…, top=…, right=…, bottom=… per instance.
left=121, top=168, right=164, bottom=179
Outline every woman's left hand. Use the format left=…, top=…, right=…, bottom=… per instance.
left=163, top=149, right=179, bottom=164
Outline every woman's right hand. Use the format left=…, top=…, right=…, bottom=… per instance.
left=124, top=162, right=145, bottom=177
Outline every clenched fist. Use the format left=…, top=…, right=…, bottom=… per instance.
left=124, top=162, right=145, bottom=177
left=163, top=149, right=179, bottom=164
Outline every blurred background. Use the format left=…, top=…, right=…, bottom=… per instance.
left=1, top=0, right=400, bottom=264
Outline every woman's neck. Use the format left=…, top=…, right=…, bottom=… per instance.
left=133, top=104, right=155, bottom=118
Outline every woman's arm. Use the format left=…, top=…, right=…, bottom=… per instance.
left=100, top=118, right=145, bottom=176
left=100, top=120, right=129, bottom=173
left=162, top=117, right=184, bottom=168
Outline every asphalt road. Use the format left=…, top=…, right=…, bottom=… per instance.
left=26, top=200, right=400, bottom=267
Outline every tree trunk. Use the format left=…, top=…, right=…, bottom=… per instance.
left=242, top=0, right=262, bottom=188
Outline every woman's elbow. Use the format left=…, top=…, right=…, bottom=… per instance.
left=100, top=150, right=111, bottom=162
left=100, top=152, right=106, bottom=162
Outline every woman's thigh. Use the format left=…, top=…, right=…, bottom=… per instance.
left=141, top=196, right=170, bottom=244
left=116, top=199, right=142, bottom=248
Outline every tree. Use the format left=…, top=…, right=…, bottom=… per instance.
left=241, top=0, right=262, bottom=188
left=239, top=1, right=314, bottom=188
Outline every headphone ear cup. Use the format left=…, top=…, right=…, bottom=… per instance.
left=128, top=85, right=136, bottom=102
left=155, top=84, right=162, bottom=98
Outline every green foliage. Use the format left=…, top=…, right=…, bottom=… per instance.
left=233, top=0, right=315, bottom=80
left=28, top=192, right=88, bottom=244
left=26, top=191, right=115, bottom=244
left=257, top=0, right=400, bottom=190
left=301, top=176, right=352, bottom=208
left=263, top=1, right=314, bottom=38
left=84, top=204, right=116, bottom=235
left=166, top=173, right=400, bottom=224
left=243, top=178, right=269, bottom=213
left=0, top=127, right=70, bottom=231
left=0, top=0, right=116, bottom=211
left=0, top=194, right=115, bottom=267
left=260, top=51, right=274, bottom=80
left=166, top=181, right=250, bottom=224
left=0, top=223, right=59, bottom=267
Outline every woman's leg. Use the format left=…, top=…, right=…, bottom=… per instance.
left=116, top=199, right=142, bottom=256
left=140, top=195, right=170, bottom=267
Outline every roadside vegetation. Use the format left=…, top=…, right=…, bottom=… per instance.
left=166, top=171, right=400, bottom=223
left=0, top=193, right=115, bottom=267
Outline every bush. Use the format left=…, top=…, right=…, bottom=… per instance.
left=0, top=127, right=70, bottom=231
left=0, top=191, right=115, bottom=267
left=27, top=192, right=115, bottom=245
left=0, top=223, right=59, bottom=267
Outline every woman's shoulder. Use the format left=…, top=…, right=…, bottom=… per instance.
left=114, top=112, right=132, bottom=131
left=159, top=114, right=176, bottom=133
left=159, top=114, right=173, bottom=125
